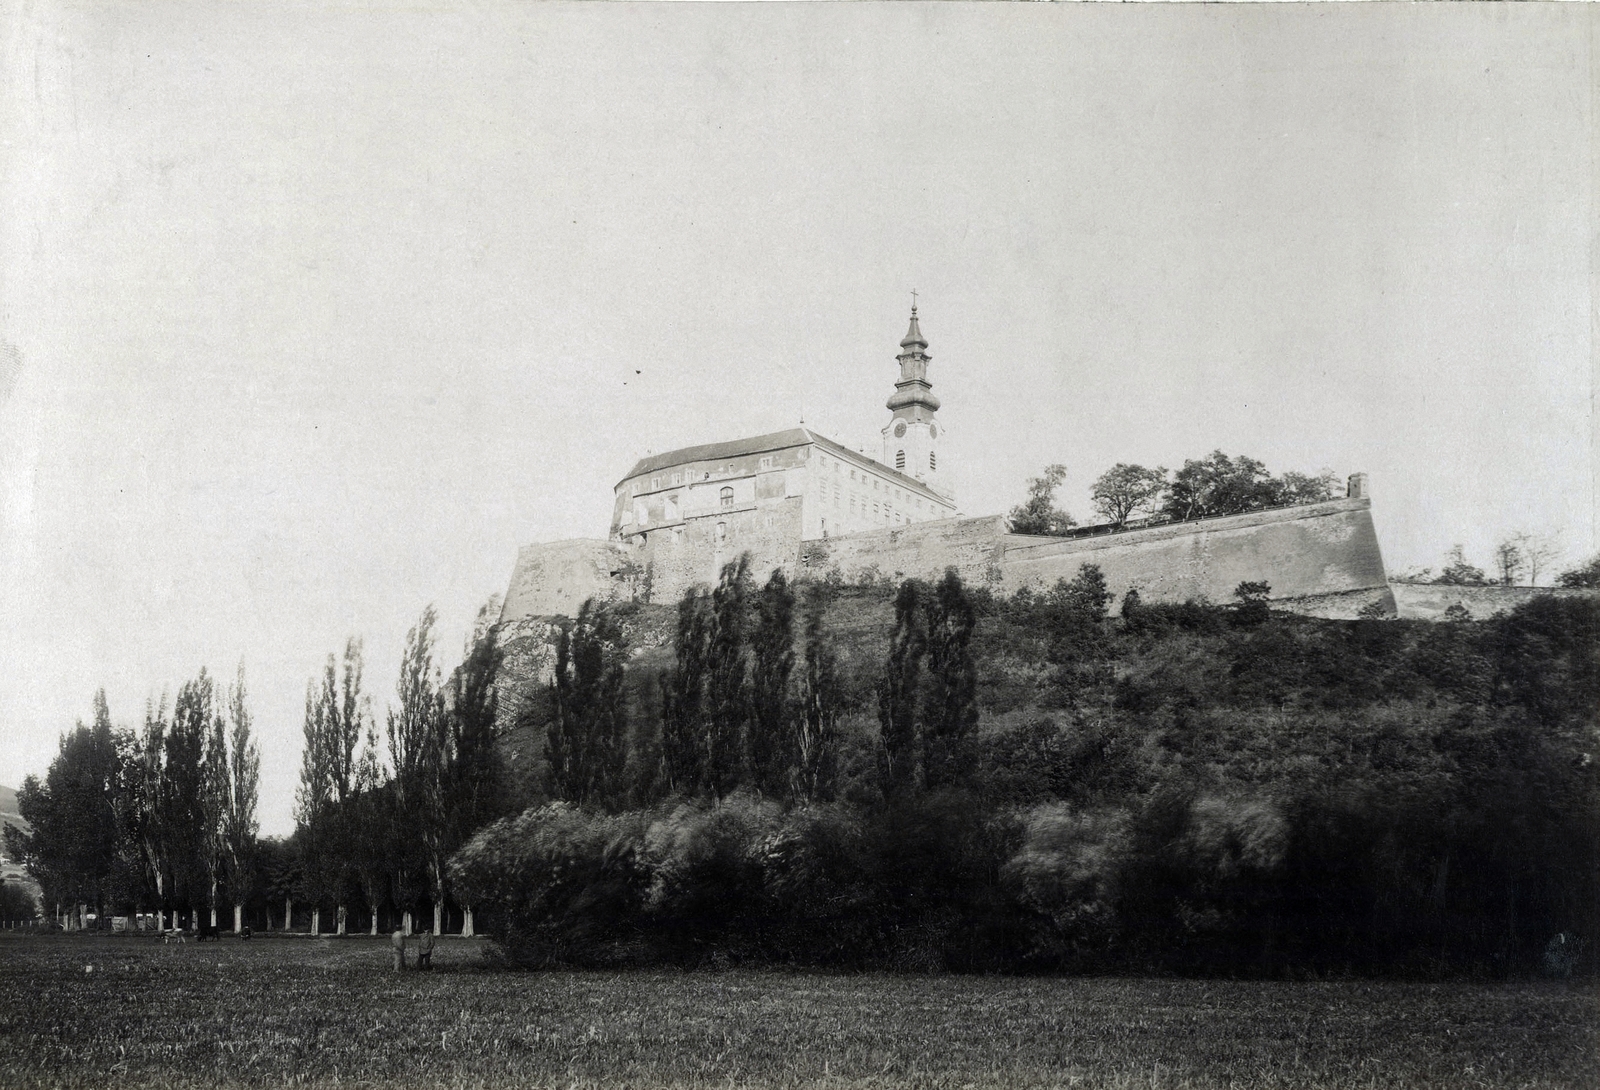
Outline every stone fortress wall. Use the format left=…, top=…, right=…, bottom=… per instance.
left=499, top=493, right=1396, bottom=623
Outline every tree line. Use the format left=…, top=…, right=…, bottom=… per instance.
left=1398, top=537, right=1587, bottom=589
left=1009, top=450, right=1343, bottom=536
left=5, top=601, right=507, bottom=936
left=5, top=668, right=259, bottom=932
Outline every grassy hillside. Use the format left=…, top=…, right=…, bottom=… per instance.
left=493, top=582, right=1599, bottom=814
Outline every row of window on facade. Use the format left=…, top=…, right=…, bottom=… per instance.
left=819, top=453, right=936, bottom=510
left=634, top=456, right=778, bottom=495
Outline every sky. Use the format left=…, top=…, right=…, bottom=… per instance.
left=1, top=1, right=1593, bottom=835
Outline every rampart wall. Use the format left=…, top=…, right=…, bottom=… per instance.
left=994, top=498, right=1393, bottom=616
left=501, top=498, right=1396, bottom=624
left=797, top=515, right=1011, bottom=587
left=798, top=498, right=1392, bottom=617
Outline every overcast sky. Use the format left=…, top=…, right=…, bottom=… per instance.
left=2, top=2, right=1593, bottom=834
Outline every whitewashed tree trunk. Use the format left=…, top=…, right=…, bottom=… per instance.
left=285, top=897, right=293, bottom=931
left=462, top=906, right=474, bottom=938
left=311, top=907, right=320, bottom=936
left=369, top=906, right=378, bottom=936
left=433, top=899, right=443, bottom=936
left=233, top=903, right=243, bottom=933
left=336, top=904, right=347, bottom=935
left=402, top=910, right=413, bottom=936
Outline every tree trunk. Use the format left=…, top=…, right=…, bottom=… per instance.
left=402, top=910, right=413, bottom=936
left=311, top=907, right=320, bottom=936
left=369, top=903, right=378, bottom=936
left=233, top=903, right=243, bottom=934
left=336, top=903, right=347, bottom=936
left=462, top=905, right=474, bottom=938
left=433, top=898, right=443, bottom=936
left=285, top=896, right=293, bottom=931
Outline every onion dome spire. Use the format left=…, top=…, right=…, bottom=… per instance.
left=901, top=294, right=928, bottom=351
left=887, top=293, right=939, bottom=414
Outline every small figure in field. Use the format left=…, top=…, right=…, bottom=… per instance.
left=391, top=928, right=407, bottom=971
left=239, top=927, right=252, bottom=941
left=162, top=929, right=185, bottom=945
left=416, top=931, right=435, bottom=971
left=197, top=922, right=220, bottom=942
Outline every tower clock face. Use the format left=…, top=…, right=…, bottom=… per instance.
left=894, top=422, right=907, bottom=438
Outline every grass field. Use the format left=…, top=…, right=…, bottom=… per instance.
left=0, top=932, right=1593, bottom=1089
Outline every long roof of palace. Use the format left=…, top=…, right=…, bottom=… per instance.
left=618, top=427, right=947, bottom=504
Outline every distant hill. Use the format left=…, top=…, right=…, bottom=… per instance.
left=1, top=784, right=31, bottom=884
left=1, top=783, right=28, bottom=847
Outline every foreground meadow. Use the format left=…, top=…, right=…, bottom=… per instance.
left=0, top=933, right=1593, bottom=1090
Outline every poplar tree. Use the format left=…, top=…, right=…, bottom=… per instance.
left=793, top=586, right=841, bottom=803
left=224, top=664, right=260, bottom=933
left=660, top=588, right=714, bottom=795
left=446, top=601, right=506, bottom=936
left=387, top=606, right=444, bottom=935
left=548, top=599, right=628, bottom=809
left=167, top=672, right=214, bottom=929
left=202, top=707, right=229, bottom=927
left=134, top=696, right=171, bottom=929
left=351, top=724, right=390, bottom=934
left=923, top=569, right=978, bottom=790
left=749, top=569, right=796, bottom=798
left=706, top=555, right=753, bottom=798
left=294, top=681, right=335, bottom=934
left=878, top=580, right=926, bottom=795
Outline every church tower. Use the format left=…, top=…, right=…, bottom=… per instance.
left=881, top=300, right=953, bottom=501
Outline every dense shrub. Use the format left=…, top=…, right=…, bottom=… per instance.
left=450, top=804, right=651, bottom=967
